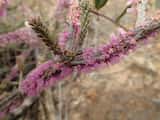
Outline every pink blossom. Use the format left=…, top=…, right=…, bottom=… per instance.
left=0, top=0, right=8, bottom=16
left=55, top=0, right=81, bottom=50
left=77, top=25, right=158, bottom=72
left=68, top=0, right=81, bottom=25
left=0, top=28, right=39, bottom=47
left=55, top=0, right=72, bottom=20
left=67, top=0, right=81, bottom=39
left=58, top=31, right=70, bottom=49
left=82, top=47, right=96, bottom=65
left=20, top=60, right=73, bottom=96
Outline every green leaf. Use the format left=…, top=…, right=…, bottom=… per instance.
left=95, top=0, right=108, bottom=9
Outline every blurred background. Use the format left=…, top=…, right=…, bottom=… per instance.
left=1, top=0, right=160, bottom=120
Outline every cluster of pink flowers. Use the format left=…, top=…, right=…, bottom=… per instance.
left=68, top=0, right=81, bottom=40
left=0, top=28, right=39, bottom=47
left=0, top=0, right=8, bottom=16
left=57, top=0, right=81, bottom=51
left=58, top=31, right=71, bottom=49
left=82, top=47, right=96, bottom=65
left=79, top=29, right=134, bottom=72
left=20, top=60, right=73, bottom=96
left=79, top=25, right=157, bottom=72
left=55, top=0, right=72, bottom=22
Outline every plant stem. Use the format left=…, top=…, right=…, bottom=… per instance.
left=89, top=9, right=129, bottom=31
left=115, top=5, right=131, bottom=23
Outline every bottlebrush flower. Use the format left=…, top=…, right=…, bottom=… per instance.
left=0, top=0, right=8, bottom=16
left=67, top=0, right=81, bottom=41
left=57, top=0, right=81, bottom=51
left=55, top=0, right=72, bottom=21
left=78, top=29, right=131, bottom=72
left=74, top=19, right=160, bottom=72
left=68, top=0, right=80, bottom=24
left=58, top=31, right=71, bottom=49
left=0, top=28, right=39, bottom=47
left=82, top=47, right=96, bottom=65
left=20, top=60, right=73, bottom=96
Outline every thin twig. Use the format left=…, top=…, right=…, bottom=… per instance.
left=89, top=9, right=129, bottom=31
left=115, top=5, right=131, bottom=23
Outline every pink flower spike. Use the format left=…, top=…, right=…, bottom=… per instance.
left=82, top=48, right=96, bottom=65
left=0, top=0, right=8, bottom=17
left=58, top=31, right=70, bottom=49
left=110, top=33, right=118, bottom=45
left=20, top=60, right=73, bottom=96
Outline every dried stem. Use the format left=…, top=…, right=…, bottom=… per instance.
left=88, top=9, right=129, bottom=31
left=115, top=5, right=132, bottom=23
